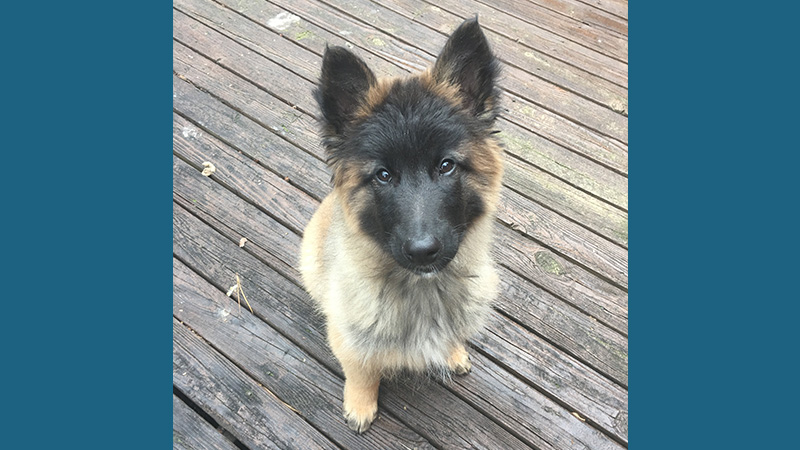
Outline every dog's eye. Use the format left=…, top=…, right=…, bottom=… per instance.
left=376, top=168, right=392, bottom=183
left=438, top=159, right=456, bottom=175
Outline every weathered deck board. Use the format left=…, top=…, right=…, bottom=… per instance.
left=474, top=0, right=628, bottom=61
left=173, top=0, right=628, bottom=447
left=192, top=0, right=627, bottom=142
left=516, top=0, right=628, bottom=35
left=173, top=319, right=336, bottom=449
left=568, top=0, right=628, bottom=21
left=476, top=316, right=628, bottom=440
left=173, top=394, right=239, bottom=450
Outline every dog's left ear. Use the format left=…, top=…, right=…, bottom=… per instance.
left=432, top=17, right=499, bottom=118
left=315, top=46, right=376, bottom=135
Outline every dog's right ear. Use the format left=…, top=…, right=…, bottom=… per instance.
left=432, top=18, right=499, bottom=119
left=315, top=46, right=376, bottom=135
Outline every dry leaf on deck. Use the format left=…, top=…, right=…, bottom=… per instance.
left=201, top=161, right=216, bottom=176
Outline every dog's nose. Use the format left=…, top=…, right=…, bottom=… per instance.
left=402, top=236, right=442, bottom=265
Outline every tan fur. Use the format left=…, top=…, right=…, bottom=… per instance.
left=300, top=40, right=503, bottom=434
left=299, top=164, right=502, bottom=432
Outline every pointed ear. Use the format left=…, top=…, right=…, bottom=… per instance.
left=432, top=18, right=499, bottom=117
left=314, top=46, right=376, bottom=134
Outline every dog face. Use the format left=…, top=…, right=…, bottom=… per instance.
left=314, top=19, right=502, bottom=275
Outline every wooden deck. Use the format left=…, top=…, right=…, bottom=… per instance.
left=172, top=0, right=628, bottom=448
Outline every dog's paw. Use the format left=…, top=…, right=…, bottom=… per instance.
left=343, top=400, right=378, bottom=434
left=447, top=345, right=472, bottom=375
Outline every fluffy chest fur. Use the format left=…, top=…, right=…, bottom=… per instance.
left=335, top=266, right=494, bottom=371
left=310, top=198, right=499, bottom=371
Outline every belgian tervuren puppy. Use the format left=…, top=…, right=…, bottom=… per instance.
left=300, top=18, right=503, bottom=433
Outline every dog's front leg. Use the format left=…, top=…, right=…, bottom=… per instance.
left=327, top=324, right=381, bottom=433
left=341, top=360, right=380, bottom=433
left=446, top=342, right=473, bottom=375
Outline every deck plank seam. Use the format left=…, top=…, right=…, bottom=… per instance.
left=172, top=155, right=306, bottom=237
left=471, top=343, right=627, bottom=448
left=172, top=107, right=324, bottom=203
left=569, top=0, right=628, bottom=22
left=493, top=306, right=627, bottom=389
left=473, top=0, right=628, bottom=64
left=174, top=317, right=349, bottom=450
left=518, top=0, right=628, bottom=37
left=503, top=182, right=627, bottom=251
left=174, top=384, right=247, bottom=449
left=175, top=3, right=325, bottom=81
left=172, top=194, right=302, bottom=285
left=499, top=115, right=628, bottom=178
left=171, top=33, right=316, bottom=115
left=495, top=218, right=628, bottom=292
left=505, top=150, right=627, bottom=214
left=500, top=259, right=627, bottom=337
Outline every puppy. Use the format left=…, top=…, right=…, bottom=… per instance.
left=299, top=18, right=503, bottom=433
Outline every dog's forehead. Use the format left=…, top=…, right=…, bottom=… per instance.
left=355, top=79, right=469, bottom=167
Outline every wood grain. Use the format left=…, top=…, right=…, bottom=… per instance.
left=173, top=319, right=336, bottom=449
left=173, top=394, right=239, bottom=450
left=477, top=313, right=628, bottom=442
left=474, top=0, right=628, bottom=61
left=450, top=351, right=625, bottom=449
left=172, top=74, right=330, bottom=201
left=513, top=0, right=627, bottom=35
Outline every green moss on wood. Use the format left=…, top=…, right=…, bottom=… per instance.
left=534, top=251, right=564, bottom=275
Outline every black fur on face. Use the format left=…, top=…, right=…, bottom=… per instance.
left=314, top=18, right=499, bottom=275
left=348, top=79, right=487, bottom=273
